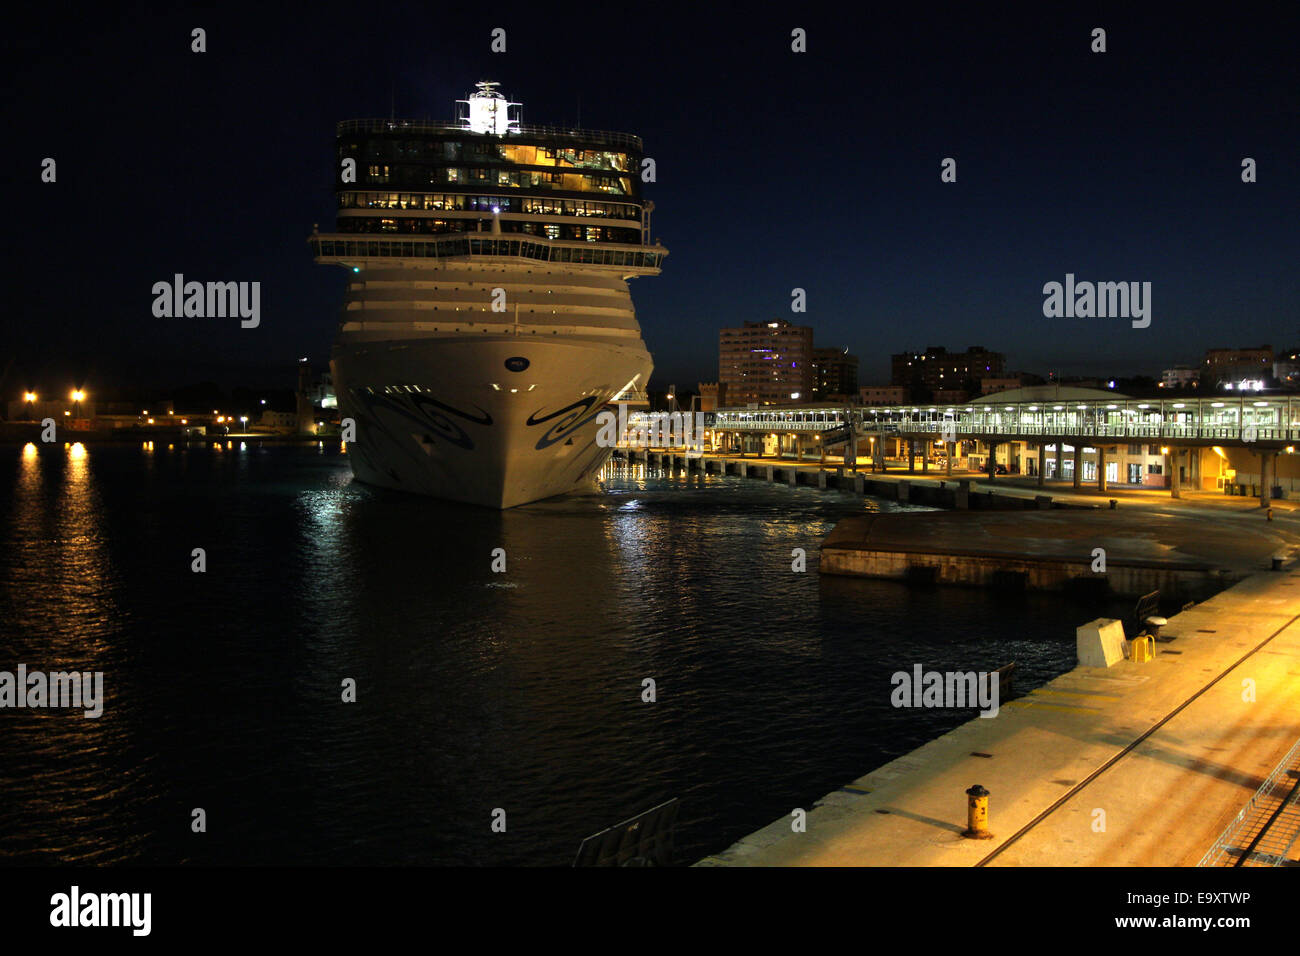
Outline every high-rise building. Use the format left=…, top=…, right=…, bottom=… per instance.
left=891, top=346, right=1005, bottom=391
left=811, top=346, right=859, bottom=399
left=719, top=320, right=814, bottom=405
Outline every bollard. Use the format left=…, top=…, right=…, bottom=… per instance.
left=963, top=785, right=993, bottom=839
left=1109, top=499, right=1117, bottom=510
left=1267, top=508, right=1273, bottom=522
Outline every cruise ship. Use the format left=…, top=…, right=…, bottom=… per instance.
left=310, top=82, right=666, bottom=507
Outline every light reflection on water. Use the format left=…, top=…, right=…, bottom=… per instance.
left=0, top=444, right=1116, bottom=865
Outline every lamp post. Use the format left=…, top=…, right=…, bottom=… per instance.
left=24, top=392, right=36, bottom=420
left=71, top=389, right=85, bottom=419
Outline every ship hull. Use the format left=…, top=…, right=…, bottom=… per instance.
left=332, top=334, right=652, bottom=508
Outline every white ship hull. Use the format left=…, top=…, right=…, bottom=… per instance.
left=329, top=260, right=654, bottom=508
left=333, top=334, right=651, bottom=508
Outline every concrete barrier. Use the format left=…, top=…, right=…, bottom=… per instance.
left=1076, top=618, right=1126, bottom=667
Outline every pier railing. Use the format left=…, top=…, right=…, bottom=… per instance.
left=336, top=118, right=644, bottom=151
left=1198, top=735, right=1300, bottom=866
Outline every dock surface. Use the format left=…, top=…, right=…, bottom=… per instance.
left=698, top=566, right=1300, bottom=866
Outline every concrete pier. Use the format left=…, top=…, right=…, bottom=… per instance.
left=818, top=510, right=1289, bottom=599
left=700, top=564, right=1300, bottom=866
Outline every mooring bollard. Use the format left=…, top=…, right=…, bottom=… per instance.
left=963, top=784, right=993, bottom=839
left=1109, top=499, right=1117, bottom=509
left=1267, top=508, right=1273, bottom=522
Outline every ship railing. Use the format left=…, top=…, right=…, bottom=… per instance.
left=336, top=119, right=644, bottom=150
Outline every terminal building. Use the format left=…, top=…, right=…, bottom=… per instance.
left=695, top=384, right=1300, bottom=498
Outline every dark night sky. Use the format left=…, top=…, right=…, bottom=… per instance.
left=4, top=3, right=1297, bottom=397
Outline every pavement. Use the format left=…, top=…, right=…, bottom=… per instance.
left=698, top=566, right=1300, bottom=867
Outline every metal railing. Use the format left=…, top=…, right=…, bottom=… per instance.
left=336, top=118, right=643, bottom=150
left=1199, top=735, right=1300, bottom=867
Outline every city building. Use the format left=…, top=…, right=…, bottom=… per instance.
left=1204, top=346, right=1272, bottom=388
left=1161, top=366, right=1199, bottom=388
left=6, top=393, right=96, bottom=422
left=1273, top=349, right=1300, bottom=387
left=697, top=382, right=727, bottom=412
left=859, top=385, right=907, bottom=405
left=719, top=319, right=814, bottom=405
left=811, top=346, right=859, bottom=400
left=976, top=375, right=1026, bottom=396
left=891, top=346, right=1005, bottom=392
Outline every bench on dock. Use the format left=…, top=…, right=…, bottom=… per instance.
left=1127, top=590, right=1168, bottom=640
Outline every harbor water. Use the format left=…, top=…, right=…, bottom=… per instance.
left=0, top=442, right=1129, bottom=865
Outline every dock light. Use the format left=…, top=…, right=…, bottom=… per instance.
left=24, top=391, right=36, bottom=402
left=71, top=390, right=85, bottom=402
left=147, top=418, right=154, bottom=424
left=1161, top=447, right=1169, bottom=454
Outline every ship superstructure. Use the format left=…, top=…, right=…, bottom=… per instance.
left=311, top=82, right=666, bottom=507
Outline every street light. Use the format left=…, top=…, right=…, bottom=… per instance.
left=71, top=389, right=85, bottom=418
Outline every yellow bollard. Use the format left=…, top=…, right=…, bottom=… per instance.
left=963, top=784, right=993, bottom=839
